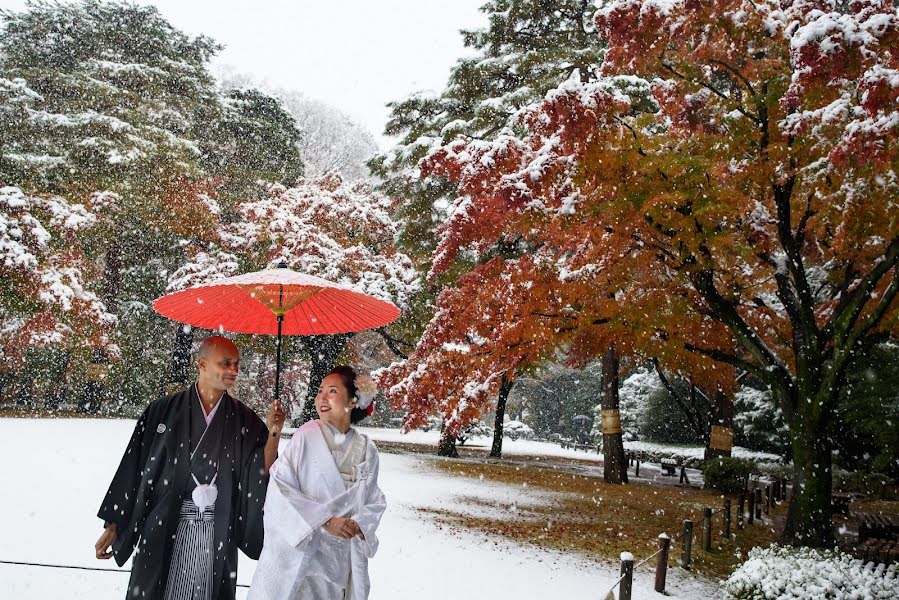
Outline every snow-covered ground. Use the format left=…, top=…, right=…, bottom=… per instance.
left=0, top=418, right=719, bottom=599
left=355, top=426, right=781, bottom=464
left=356, top=426, right=608, bottom=461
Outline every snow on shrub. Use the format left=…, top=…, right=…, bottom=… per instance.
left=724, top=545, right=898, bottom=600
left=624, top=440, right=780, bottom=469
left=503, top=420, right=533, bottom=440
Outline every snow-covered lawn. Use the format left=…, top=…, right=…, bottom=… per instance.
left=355, top=426, right=782, bottom=465
left=0, top=418, right=719, bottom=599
left=357, top=426, right=607, bottom=461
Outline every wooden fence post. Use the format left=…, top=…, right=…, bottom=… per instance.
left=680, top=520, right=693, bottom=568
left=748, top=490, right=755, bottom=525
left=738, top=492, right=745, bottom=529
left=635, top=459, right=640, bottom=478
left=703, top=507, right=712, bottom=551
left=655, top=534, right=671, bottom=593
left=724, top=499, right=732, bottom=539
left=765, top=485, right=771, bottom=514
left=755, top=488, right=763, bottom=519
left=619, top=552, right=634, bottom=600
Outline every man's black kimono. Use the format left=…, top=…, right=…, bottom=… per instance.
left=98, top=385, right=269, bottom=599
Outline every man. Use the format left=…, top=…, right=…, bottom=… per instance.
left=95, top=336, right=286, bottom=600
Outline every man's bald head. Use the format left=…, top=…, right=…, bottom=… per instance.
left=198, top=335, right=239, bottom=359
left=197, top=336, right=240, bottom=392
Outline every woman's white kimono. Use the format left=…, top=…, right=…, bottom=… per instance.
left=248, top=420, right=387, bottom=600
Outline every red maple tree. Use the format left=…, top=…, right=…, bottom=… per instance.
left=385, top=1, right=899, bottom=546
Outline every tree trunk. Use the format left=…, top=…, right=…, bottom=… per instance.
left=704, top=390, right=735, bottom=460
left=437, top=427, right=459, bottom=457
left=168, top=324, right=193, bottom=394
left=82, top=240, right=121, bottom=412
left=102, top=240, right=122, bottom=313
left=690, top=383, right=713, bottom=445
left=79, top=349, right=109, bottom=413
left=15, top=366, right=33, bottom=406
left=46, top=351, right=70, bottom=408
left=0, top=372, right=9, bottom=405
left=780, top=400, right=835, bottom=546
left=490, top=375, right=514, bottom=458
left=601, top=346, right=628, bottom=484
left=299, top=334, right=351, bottom=424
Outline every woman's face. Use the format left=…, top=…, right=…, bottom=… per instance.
left=315, top=373, right=357, bottom=427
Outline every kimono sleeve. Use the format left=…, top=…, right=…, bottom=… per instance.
left=96, top=403, right=156, bottom=565
left=266, top=433, right=349, bottom=547
left=351, top=443, right=387, bottom=559
left=236, top=420, right=269, bottom=560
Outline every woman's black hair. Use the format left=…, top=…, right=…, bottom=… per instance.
left=326, top=365, right=369, bottom=424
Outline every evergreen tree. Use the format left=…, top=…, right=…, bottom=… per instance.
left=0, top=1, right=307, bottom=411
left=515, top=362, right=602, bottom=438
left=369, top=0, right=602, bottom=257
left=835, top=342, right=899, bottom=477
left=197, top=88, right=305, bottom=195
left=0, top=0, right=220, bottom=193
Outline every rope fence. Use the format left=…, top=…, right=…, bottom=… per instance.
left=0, top=559, right=251, bottom=589
left=597, top=468, right=791, bottom=599
left=598, top=534, right=672, bottom=600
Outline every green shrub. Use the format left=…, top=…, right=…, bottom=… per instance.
left=833, top=470, right=897, bottom=500
left=755, top=462, right=792, bottom=480
left=702, top=457, right=757, bottom=494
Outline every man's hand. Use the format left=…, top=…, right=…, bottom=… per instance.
left=323, top=517, right=362, bottom=539
left=95, top=523, right=117, bottom=559
left=267, top=400, right=286, bottom=437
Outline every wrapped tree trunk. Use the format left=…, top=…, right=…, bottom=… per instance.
left=704, top=390, right=735, bottom=459
left=490, top=374, right=514, bottom=458
left=299, top=334, right=351, bottom=424
left=601, top=346, right=628, bottom=484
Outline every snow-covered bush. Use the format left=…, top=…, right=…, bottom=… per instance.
left=503, top=420, right=533, bottom=440
left=624, top=440, right=781, bottom=469
left=420, top=416, right=442, bottom=432
left=724, top=545, right=898, bottom=599
left=458, top=420, right=492, bottom=445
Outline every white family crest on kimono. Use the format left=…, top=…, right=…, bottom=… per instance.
left=248, top=420, right=387, bottom=600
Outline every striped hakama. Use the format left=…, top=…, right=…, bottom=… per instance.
left=163, top=498, right=215, bottom=600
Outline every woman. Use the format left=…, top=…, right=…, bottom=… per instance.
left=249, top=366, right=386, bottom=600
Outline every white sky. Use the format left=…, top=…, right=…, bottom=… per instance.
left=0, top=0, right=488, bottom=148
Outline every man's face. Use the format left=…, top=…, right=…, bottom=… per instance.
left=198, top=341, right=240, bottom=392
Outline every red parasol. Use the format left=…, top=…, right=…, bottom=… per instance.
left=153, top=263, right=400, bottom=404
